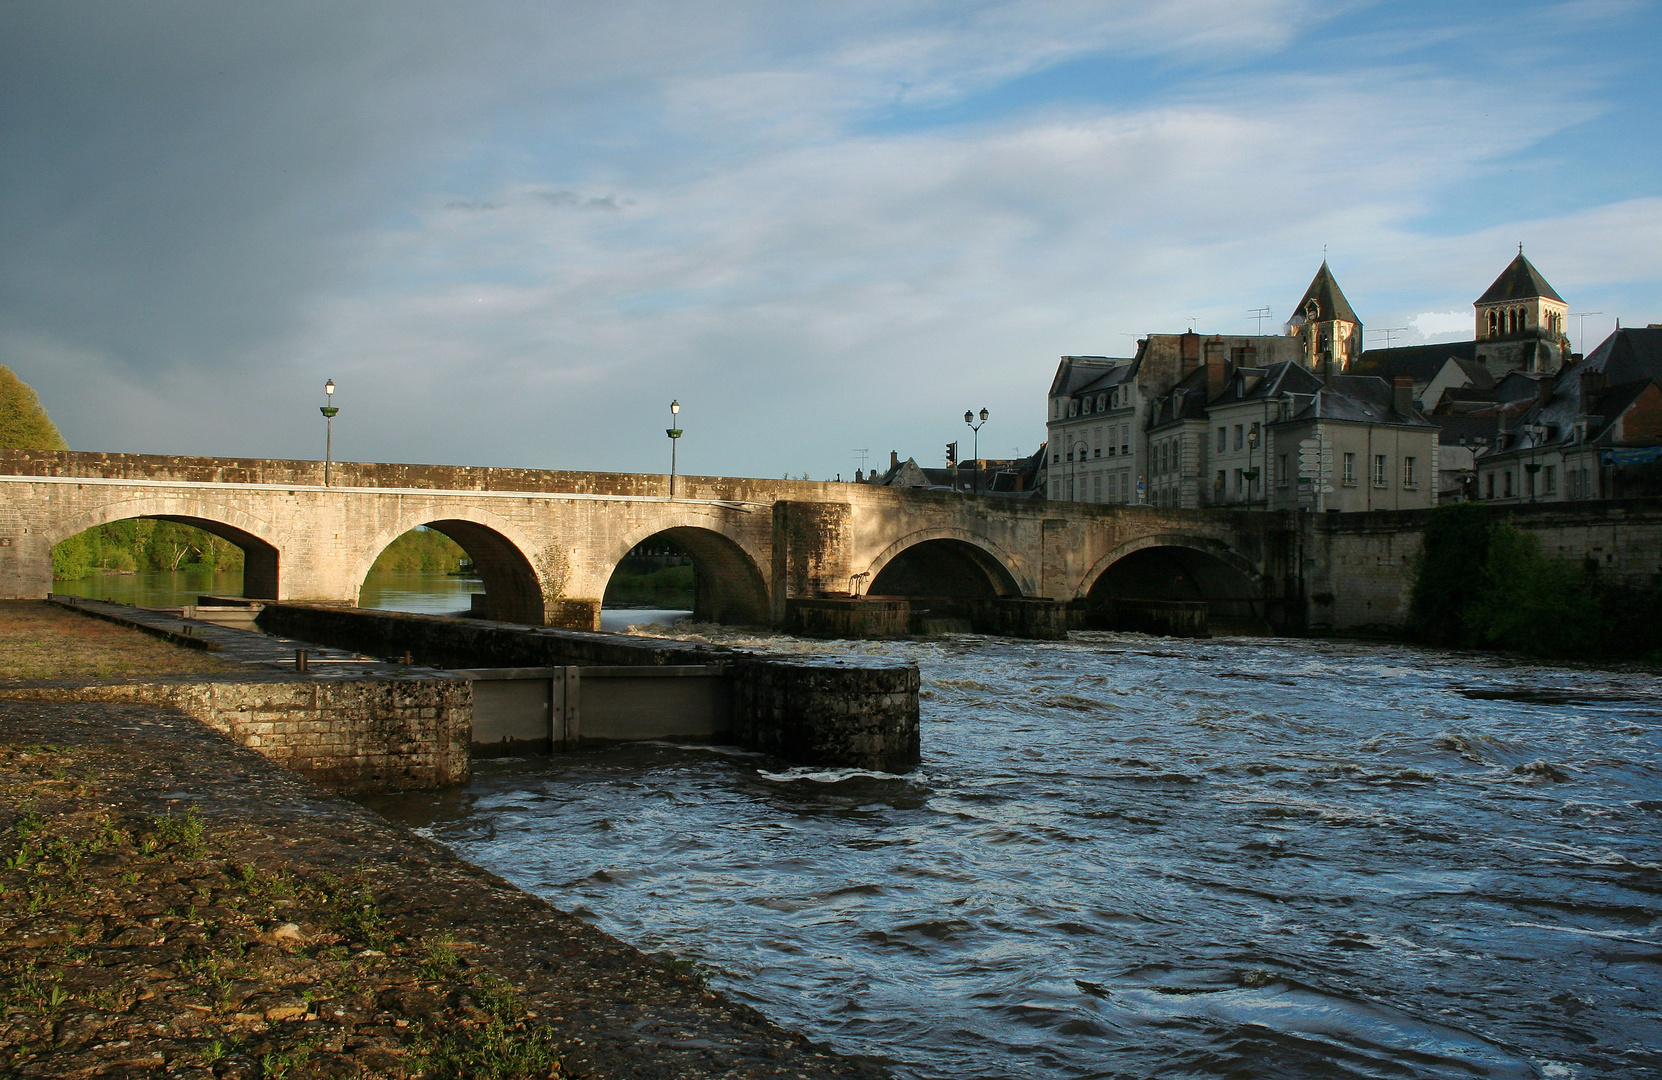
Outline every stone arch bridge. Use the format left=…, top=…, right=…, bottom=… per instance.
left=1, top=451, right=1304, bottom=633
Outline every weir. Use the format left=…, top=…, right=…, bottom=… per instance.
left=225, top=598, right=920, bottom=775
left=4, top=597, right=919, bottom=788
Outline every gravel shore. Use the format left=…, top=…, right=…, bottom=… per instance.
left=0, top=698, right=890, bottom=1079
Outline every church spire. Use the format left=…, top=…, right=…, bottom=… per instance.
left=1287, top=261, right=1363, bottom=374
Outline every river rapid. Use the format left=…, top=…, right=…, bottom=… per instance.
left=359, top=626, right=1662, bottom=1080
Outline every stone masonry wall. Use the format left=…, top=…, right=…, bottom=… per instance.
left=1300, top=498, right=1662, bottom=633
left=0, top=674, right=471, bottom=792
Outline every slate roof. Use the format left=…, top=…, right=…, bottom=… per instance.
left=1353, top=340, right=1478, bottom=384
left=1213, top=360, right=1324, bottom=405
left=1145, top=365, right=1211, bottom=429
left=1581, top=325, right=1662, bottom=386
left=1146, top=360, right=1431, bottom=430
left=1491, top=328, right=1662, bottom=454
left=1048, top=356, right=1134, bottom=398
left=1476, top=252, right=1564, bottom=305
left=1293, top=262, right=1359, bottom=324
left=1285, top=373, right=1433, bottom=427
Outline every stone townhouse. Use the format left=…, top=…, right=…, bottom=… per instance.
left=1476, top=325, right=1662, bottom=503
left=1045, top=331, right=1302, bottom=504
left=1047, top=261, right=1427, bottom=507
left=1145, top=359, right=1438, bottom=511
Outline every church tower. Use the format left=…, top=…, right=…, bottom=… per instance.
left=1474, top=247, right=1569, bottom=376
left=1285, top=261, right=1362, bottom=376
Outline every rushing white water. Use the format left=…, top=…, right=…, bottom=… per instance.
left=362, top=627, right=1662, bottom=1079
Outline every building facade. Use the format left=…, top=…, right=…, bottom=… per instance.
left=1475, top=326, right=1662, bottom=504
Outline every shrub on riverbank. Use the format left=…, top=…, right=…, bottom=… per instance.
left=1410, top=504, right=1656, bottom=661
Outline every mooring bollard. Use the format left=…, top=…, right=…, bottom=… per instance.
left=295, top=649, right=309, bottom=673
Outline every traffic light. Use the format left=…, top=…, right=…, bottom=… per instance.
left=945, top=441, right=958, bottom=465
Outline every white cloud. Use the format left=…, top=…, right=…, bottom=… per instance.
left=1408, top=311, right=1472, bottom=342
left=2, top=1, right=1656, bottom=477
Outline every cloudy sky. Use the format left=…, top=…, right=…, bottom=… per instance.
left=3, top=1, right=1659, bottom=479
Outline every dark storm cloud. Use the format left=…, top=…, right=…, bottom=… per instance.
left=1, top=1, right=1654, bottom=476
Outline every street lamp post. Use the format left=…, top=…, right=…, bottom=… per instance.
left=666, top=400, right=683, bottom=499
left=1524, top=422, right=1545, bottom=502
left=1070, top=439, right=1091, bottom=503
left=963, top=408, right=988, bottom=494
left=319, top=379, right=339, bottom=488
left=1244, top=427, right=1261, bottom=507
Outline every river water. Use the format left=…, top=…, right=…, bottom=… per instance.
left=361, top=626, right=1662, bottom=1080
left=53, top=571, right=1662, bottom=1076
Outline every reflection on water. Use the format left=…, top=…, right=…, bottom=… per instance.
left=54, top=571, right=691, bottom=635
left=362, top=630, right=1662, bottom=1080
left=53, top=569, right=243, bottom=607
left=358, top=570, right=483, bottom=616
left=358, top=570, right=690, bottom=630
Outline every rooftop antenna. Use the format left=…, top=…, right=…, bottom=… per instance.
left=852, top=448, right=869, bottom=472
left=1186, top=316, right=1198, bottom=331
left=1375, top=326, right=1409, bottom=350
left=1248, top=306, right=1273, bottom=334
left=1569, top=312, right=1602, bottom=355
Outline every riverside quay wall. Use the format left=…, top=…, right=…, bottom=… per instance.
left=1299, top=498, right=1662, bottom=633
left=0, top=671, right=471, bottom=792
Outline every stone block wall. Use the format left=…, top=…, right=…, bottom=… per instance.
left=0, top=674, right=471, bottom=792
left=731, top=657, right=920, bottom=774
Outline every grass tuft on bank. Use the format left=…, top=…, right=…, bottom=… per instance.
left=0, top=739, right=564, bottom=1078
left=0, top=601, right=232, bottom=681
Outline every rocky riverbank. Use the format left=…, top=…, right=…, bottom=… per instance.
left=0, top=698, right=890, bottom=1079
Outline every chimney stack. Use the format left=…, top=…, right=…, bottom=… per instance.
left=1205, top=348, right=1228, bottom=401
left=889, top=450, right=899, bottom=471
left=1393, top=375, right=1414, bottom=415
left=1535, top=375, right=1554, bottom=407
left=1578, top=370, right=1605, bottom=408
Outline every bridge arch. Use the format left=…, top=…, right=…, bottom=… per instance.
left=864, top=528, right=1028, bottom=599
left=353, top=510, right=546, bottom=625
left=601, top=515, right=771, bottom=625
left=44, top=497, right=283, bottom=599
left=1081, top=533, right=1265, bottom=633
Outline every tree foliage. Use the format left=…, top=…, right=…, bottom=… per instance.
left=52, top=520, right=246, bottom=579
left=1410, top=504, right=1648, bottom=660
left=369, top=528, right=469, bottom=573
left=1408, top=502, right=1491, bottom=647
left=0, top=366, right=68, bottom=450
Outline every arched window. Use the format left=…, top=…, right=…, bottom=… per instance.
left=1488, top=311, right=1498, bottom=335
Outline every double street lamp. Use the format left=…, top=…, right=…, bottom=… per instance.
left=963, top=408, right=988, bottom=494
left=666, top=400, right=683, bottom=499
left=319, top=379, right=339, bottom=488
